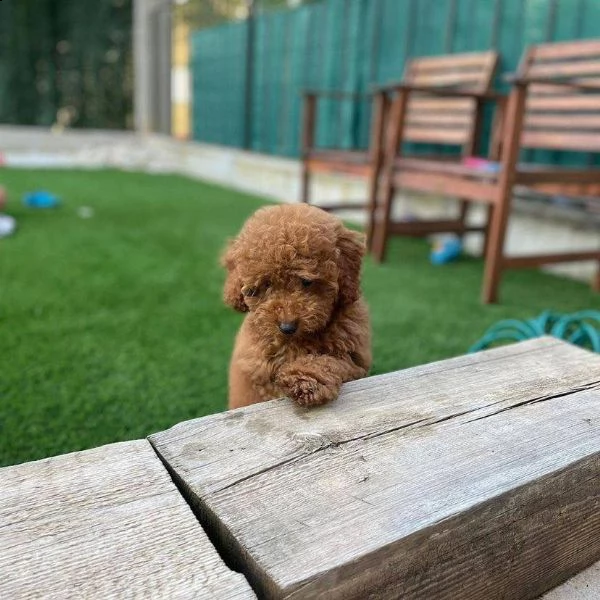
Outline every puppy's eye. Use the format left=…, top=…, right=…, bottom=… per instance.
left=300, top=278, right=313, bottom=289
left=243, top=287, right=258, bottom=298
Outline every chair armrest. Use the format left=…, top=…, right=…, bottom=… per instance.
left=370, top=79, right=404, bottom=93
left=371, top=82, right=505, bottom=101
left=503, top=74, right=600, bottom=92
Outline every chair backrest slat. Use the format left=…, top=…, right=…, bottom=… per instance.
left=531, top=39, right=600, bottom=61
left=526, top=95, right=599, bottom=111
left=520, top=39, right=600, bottom=152
left=520, top=131, right=600, bottom=152
left=529, top=61, right=600, bottom=79
left=529, top=80, right=600, bottom=95
left=401, top=51, right=498, bottom=148
left=406, top=97, right=474, bottom=113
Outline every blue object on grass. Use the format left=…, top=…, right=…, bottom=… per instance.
left=430, top=236, right=462, bottom=265
left=469, top=310, right=600, bottom=353
left=23, top=191, right=61, bottom=208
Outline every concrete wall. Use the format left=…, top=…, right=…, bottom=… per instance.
left=134, top=0, right=171, bottom=134
left=1, top=125, right=598, bottom=283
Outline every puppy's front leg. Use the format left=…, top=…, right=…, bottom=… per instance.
left=275, top=354, right=366, bottom=407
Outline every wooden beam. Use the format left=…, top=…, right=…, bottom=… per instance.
left=403, top=126, right=469, bottom=144
left=316, top=202, right=369, bottom=211
left=516, top=168, right=600, bottom=185
left=521, top=131, right=600, bottom=152
left=526, top=95, right=600, bottom=111
left=529, top=60, right=600, bottom=79
left=532, top=39, right=600, bottom=60
left=307, top=159, right=371, bottom=177
left=388, top=219, right=486, bottom=236
left=0, top=440, right=255, bottom=599
left=525, top=182, right=600, bottom=197
left=150, top=338, right=600, bottom=600
left=503, top=251, right=600, bottom=268
left=409, top=50, right=497, bottom=72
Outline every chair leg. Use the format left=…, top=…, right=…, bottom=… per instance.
left=457, top=200, right=469, bottom=242
left=482, top=189, right=511, bottom=304
left=371, top=177, right=394, bottom=263
left=365, top=93, right=388, bottom=252
left=365, top=167, right=378, bottom=252
left=300, top=163, right=310, bottom=204
left=300, top=94, right=316, bottom=204
left=481, top=86, right=527, bottom=304
left=593, top=262, right=600, bottom=293
left=481, top=205, right=493, bottom=259
left=370, top=89, right=409, bottom=263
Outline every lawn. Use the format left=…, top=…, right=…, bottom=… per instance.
left=1, top=168, right=597, bottom=467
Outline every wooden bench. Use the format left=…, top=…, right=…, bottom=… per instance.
left=372, top=39, right=600, bottom=304
left=301, top=51, right=498, bottom=250
left=1, top=338, right=599, bottom=598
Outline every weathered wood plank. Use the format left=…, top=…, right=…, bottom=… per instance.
left=542, top=561, right=600, bottom=599
left=150, top=338, right=600, bottom=599
left=0, top=440, right=255, bottom=600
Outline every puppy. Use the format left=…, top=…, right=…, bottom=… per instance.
left=222, top=204, right=371, bottom=409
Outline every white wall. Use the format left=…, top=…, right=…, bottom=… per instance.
left=1, top=125, right=598, bottom=283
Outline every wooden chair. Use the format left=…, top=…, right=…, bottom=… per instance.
left=300, top=50, right=499, bottom=250
left=372, top=39, right=600, bottom=304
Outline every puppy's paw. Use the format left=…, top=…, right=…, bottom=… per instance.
left=293, top=376, right=336, bottom=407
left=276, top=371, right=337, bottom=407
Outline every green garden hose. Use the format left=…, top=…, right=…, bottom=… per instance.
left=469, top=310, right=600, bottom=353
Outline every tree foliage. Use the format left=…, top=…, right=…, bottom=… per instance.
left=175, top=0, right=310, bottom=28
left=0, top=0, right=133, bottom=129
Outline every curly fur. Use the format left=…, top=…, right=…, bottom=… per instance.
left=222, top=204, right=372, bottom=409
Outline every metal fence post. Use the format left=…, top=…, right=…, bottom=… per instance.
left=134, top=0, right=171, bottom=134
left=243, top=0, right=256, bottom=150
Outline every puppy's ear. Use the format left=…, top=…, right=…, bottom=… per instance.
left=336, top=226, right=365, bottom=306
left=221, top=240, right=248, bottom=313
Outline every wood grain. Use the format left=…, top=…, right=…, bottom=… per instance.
left=393, top=169, right=497, bottom=203
left=532, top=39, right=600, bottom=60
left=526, top=95, right=599, bottom=111
left=0, top=440, right=255, bottom=600
left=409, top=51, right=496, bottom=72
left=521, top=131, right=600, bottom=152
left=529, top=60, right=600, bottom=79
left=503, top=251, right=600, bottom=269
left=150, top=338, right=600, bottom=600
left=407, top=97, right=474, bottom=113
left=402, top=126, right=469, bottom=144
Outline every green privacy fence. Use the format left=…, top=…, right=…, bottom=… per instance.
left=191, top=0, right=600, bottom=166
left=0, top=0, right=133, bottom=129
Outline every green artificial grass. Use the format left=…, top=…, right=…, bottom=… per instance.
left=1, top=168, right=597, bottom=467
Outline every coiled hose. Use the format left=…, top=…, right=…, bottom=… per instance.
left=469, top=310, right=600, bottom=353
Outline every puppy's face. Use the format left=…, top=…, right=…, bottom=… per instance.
left=222, top=205, right=365, bottom=341
left=239, top=260, right=338, bottom=338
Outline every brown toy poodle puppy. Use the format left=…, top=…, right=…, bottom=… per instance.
left=222, top=204, right=371, bottom=409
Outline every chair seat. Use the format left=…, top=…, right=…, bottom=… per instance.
left=306, top=150, right=372, bottom=177
left=399, top=156, right=600, bottom=180
left=309, top=149, right=369, bottom=163
left=397, top=156, right=499, bottom=181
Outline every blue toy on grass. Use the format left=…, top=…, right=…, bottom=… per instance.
left=23, top=191, right=61, bottom=208
left=430, top=235, right=463, bottom=265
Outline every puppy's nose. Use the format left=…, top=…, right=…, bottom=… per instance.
left=279, top=321, right=298, bottom=335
